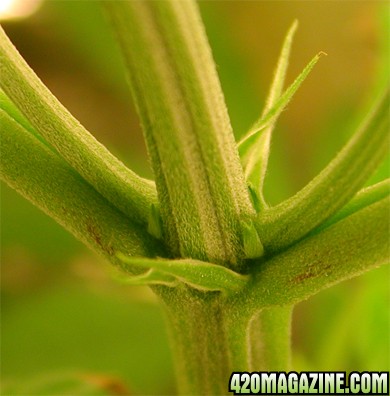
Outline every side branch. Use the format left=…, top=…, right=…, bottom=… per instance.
left=238, top=197, right=390, bottom=308
left=0, top=26, right=157, bottom=227
left=255, top=89, right=390, bottom=253
left=0, top=110, right=164, bottom=270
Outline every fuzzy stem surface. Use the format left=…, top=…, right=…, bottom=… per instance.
left=103, top=0, right=255, bottom=267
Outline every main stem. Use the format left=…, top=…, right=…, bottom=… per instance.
left=103, top=0, right=255, bottom=267
left=158, top=286, right=292, bottom=395
left=160, top=288, right=246, bottom=395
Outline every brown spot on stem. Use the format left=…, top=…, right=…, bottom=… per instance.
left=291, top=271, right=317, bottom=283
left=86, top=221, right=114, bottom=256
left=290, top=262, right=333, bottom=284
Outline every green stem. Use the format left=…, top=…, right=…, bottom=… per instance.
left=312, top=179, right=390, bottom=233
left=256, top=89, right=389, bottom=253
left=0, top=26, right=157, bottom=227
left=103, top=0, right=255, bottom=267
left=242, top=197, right=390, bottom=307
left=248, top=306, right=293, bottom=370
left=0, top=109, right=163, bottom=270
left=158, top=286, right=292, bottom=395
left=160, top=287, right=252, bottom=395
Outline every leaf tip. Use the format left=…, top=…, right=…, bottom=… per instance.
left=290, top=19, right=299, bottom=34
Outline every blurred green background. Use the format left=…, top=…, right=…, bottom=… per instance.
left=1, top=1, right=389, bottom=394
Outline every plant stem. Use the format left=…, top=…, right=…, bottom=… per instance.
left=255, top=89, right=389, bottom=253
left=157, top=286, right=294, bottom=395
left=0, top=109, right=163, bottom=269
left=242, top=197, right=390, bottom=307
left=160, top=287, right=252, bottom=395
left=248, top=306, right=293, bottom=370
left=103, top=0, right=255, bottom=267
left=312, top=179, right=390, bottom=233
left=0, top=26, right=157, bottom=227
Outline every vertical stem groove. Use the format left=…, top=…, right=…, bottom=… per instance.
left=103, top=0, right=254, bottom=267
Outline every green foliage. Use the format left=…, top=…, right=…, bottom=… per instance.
left=117, top=254, right=248, bottom=293
left=238, top=20, right=326, bottom=207
left=0, top=0, right=388, bottom=394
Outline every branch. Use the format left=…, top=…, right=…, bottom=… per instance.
left=255, top=88, right=390, bottom=253
left=312, top=179, right=390, bottom=234
left=0, top=109, right=164, bottom=271
left=239, top=197, right=390, bottom=308
left=0, top=26, right=157, bottom=227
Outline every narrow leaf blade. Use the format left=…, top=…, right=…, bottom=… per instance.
left=240, top=52, right=325, bottom=202
left=242, top=221, right=264, bottom=259
left=263, top=20, right=299, bottom=116
left=117, top=269, right=177, bottom=287
left=239, top=52, right=325, bottom=152
left=117, top=254, right=248, bottom=293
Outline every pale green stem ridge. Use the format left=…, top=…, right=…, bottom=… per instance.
left=0, top=109, right=163, bottom=270
left=223, top=308, right=252, bottom=372
left=158, top=286, right=291, bottom=395
left=0, top=26, right=157, bottom=227
left=103, top=0, right=255, bottom=267
left=243, top=197, right=390, bottom=307
left=248, top=306, right=293, bottom=370
left=256, top=89, right=390, bottom=252
left=0, top=89, right=41, bottom=141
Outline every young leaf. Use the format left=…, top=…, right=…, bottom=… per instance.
left=238, top=52, right=324, bottom=151
left=263, top=21, right=299, bottom=116
left=117, top=269, right=177, bottom=287
left=239, top=20, right=297, bottom=202
left=239, top=21, right=324, bottom=206
left=255, top=88, right=390, bottom=253
left=117, top=254, right=248, bottom=293
left=0, top=26, right=157, bottom=227
left=240, top=197, right=390, bottom=308
left=0, top=109, right=163, bottom=269
left=103, top=1, right=255, bottom=267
